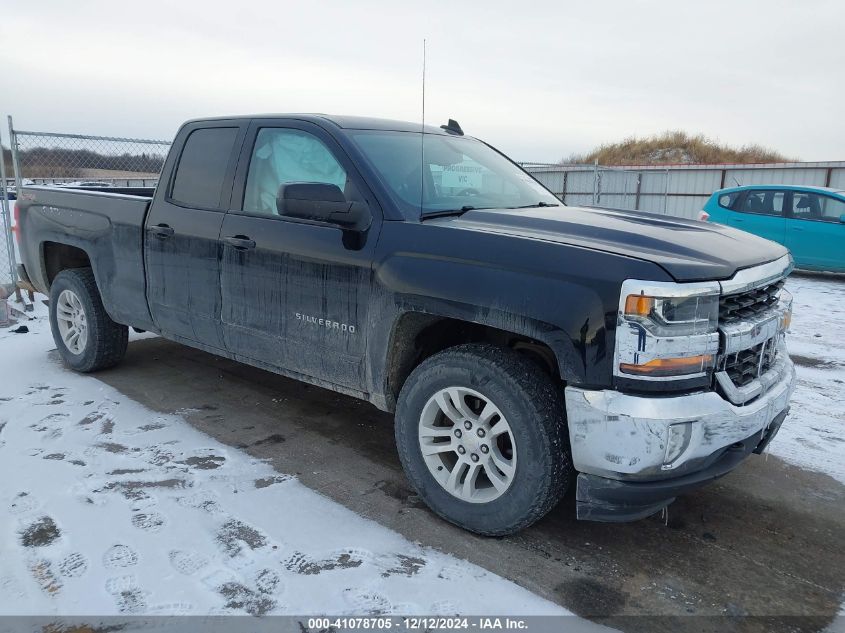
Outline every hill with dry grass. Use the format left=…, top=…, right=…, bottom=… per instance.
left=564, top=131, right=792, bottom=166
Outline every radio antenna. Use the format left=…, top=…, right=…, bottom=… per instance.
left=422, top=38, right=427, bottom=129
left=420, top=38, right=426, bottom=220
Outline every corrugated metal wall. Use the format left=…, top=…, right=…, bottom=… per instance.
left=523, top=162, right=845, bottom=219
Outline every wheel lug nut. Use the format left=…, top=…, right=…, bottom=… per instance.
left=480, top=445, right=489, bottom=454
left=470, top=453, right=479, bottom=462
left=476, top=428, right=486, bottom=438
left=457, top=446, right=466, bottom=455
left=454, top=429, right=462, bottom=438
left=463, top=421, right=472, bottom=430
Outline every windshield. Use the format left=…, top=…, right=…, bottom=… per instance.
left=349, top=130, right=560, bottom=218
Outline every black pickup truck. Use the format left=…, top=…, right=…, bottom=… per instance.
left=15, top=115, right=796, bottom=535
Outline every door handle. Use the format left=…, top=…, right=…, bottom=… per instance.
left=223, top=235, right=257, bottom=250
left=151, top=224, right=174, bottom=239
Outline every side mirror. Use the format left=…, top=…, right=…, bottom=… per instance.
left=276, top=182, right=367, bottom=228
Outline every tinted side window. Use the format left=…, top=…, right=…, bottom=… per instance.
left=791, top=192, right=845, bottom=223
left=739, top=190, right=785, bottom=216
left=718, top=192, right=741, bottom=209
left=243, top=128, right=347, bottom=216
left=171, top=127, right=238, bottom=209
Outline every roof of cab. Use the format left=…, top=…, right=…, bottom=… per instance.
left=715, top=184, right=845, bottom=197
left=182, top=114, right=452, bottom=135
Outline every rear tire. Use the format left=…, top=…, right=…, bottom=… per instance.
left=49, top=268, right=128, bottom=372
left=395, top=343, right=572, bottom=536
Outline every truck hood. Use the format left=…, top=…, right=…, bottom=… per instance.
left=438, top=205, right=788, bottom=281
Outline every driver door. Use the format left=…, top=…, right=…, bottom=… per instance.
left=219, top=119, right=380, bottom=391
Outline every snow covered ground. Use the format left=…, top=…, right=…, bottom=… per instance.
left=768, top=275, right=845, bottom=484
left=0, top=300, right=569, bottom=618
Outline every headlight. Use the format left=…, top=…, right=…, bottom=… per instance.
left=615, top=280, right=721, bottom=381
left=623, top=293, right=718, bottom=336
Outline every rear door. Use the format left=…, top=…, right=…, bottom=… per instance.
left=144, top=121, right=246, bottom=349
left=726, top=189, right=787, bottom=244
left=218, top=118, right=380, bottom=391
left=785, top=191, right=845, bottom=271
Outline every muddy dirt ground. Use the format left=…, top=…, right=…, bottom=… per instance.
left=93, top=334, right=845, bottom=633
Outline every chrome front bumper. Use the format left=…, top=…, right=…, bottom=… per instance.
left=564, top=353, right=795, bottom=482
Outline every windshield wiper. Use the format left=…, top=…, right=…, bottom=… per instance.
left=508, top=201, right=560, bottom=209
left=421, top=205, right=485, bottom=219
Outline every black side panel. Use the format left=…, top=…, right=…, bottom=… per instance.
left=144, top=204, right=228, bottom=348
left=219, top=214, right=374, bottom=389
left=15, top=187, right=155, bottom=331
left=365, top=220, right=671, bottom=407
left=143, top=120, right=247, bottom=350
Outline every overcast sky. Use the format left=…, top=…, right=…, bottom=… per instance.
left=1, top=0, right=842, bottom=162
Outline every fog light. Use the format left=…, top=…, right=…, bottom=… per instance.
left=664, top=421, right=693, bottom=468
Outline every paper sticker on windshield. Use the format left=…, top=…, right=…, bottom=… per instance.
left=441, top=164, right=484, bottom=189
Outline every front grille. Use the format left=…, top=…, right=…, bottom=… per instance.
left=722, top=341, right=778, bottom=387
left=719, top=279, right=784, bottom=324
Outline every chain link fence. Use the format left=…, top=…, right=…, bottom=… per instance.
left=8, top=119, right=171, bottom=189
left=0, top=118, right=171, bottom=314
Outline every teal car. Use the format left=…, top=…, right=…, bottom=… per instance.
left=701, top=185, right=845, bottom=273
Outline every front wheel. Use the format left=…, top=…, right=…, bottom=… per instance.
left=49, top=268, right=128, bottom=372
left=395, top=343, right=572, bottom=536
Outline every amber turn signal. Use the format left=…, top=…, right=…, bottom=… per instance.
left=624, top=294, right=655, bottom=318
left=620, top=354, right=714, bottom=377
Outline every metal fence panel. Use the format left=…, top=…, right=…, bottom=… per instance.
left=723, top=167, right=827, bottom=188
left=665, top=195, right=711, bottom=218
left=524, top=161, right=845, bottom=220
left=600, top=173, right=637, bottom=209
left=564, top=193, right=594, bottom=207
left=561, top=170, right=594, bottom=199
left=667, top=169, right=722, bottom=195
left=636, top=171, right=667, bottom=196
left=828, top=168, right=845, bottom=189
left=530, top=170, right=565, bottom=196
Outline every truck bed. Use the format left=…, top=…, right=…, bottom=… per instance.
left=16, top=186, right=156, bottom=330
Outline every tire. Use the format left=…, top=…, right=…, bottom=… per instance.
left=395, top=343, right=572, bottom=536
left=49, top=268, right=128, bottom=373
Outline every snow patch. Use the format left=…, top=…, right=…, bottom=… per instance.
left=768, top=276, right=845, bottom=484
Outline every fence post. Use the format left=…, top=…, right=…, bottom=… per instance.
left=8, top=116, right=22, bottom=193
left=593, top=160, right=599, bottom=206
left=560, top=170, right=567, bottom=204
left=663, top=168, right=669, bottom=214
left=634, top=172, right=642, bottom=210
left=0, top=123, right=20, bottom=297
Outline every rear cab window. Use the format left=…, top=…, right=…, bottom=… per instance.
left=170, top=127, right=239, bottom=209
